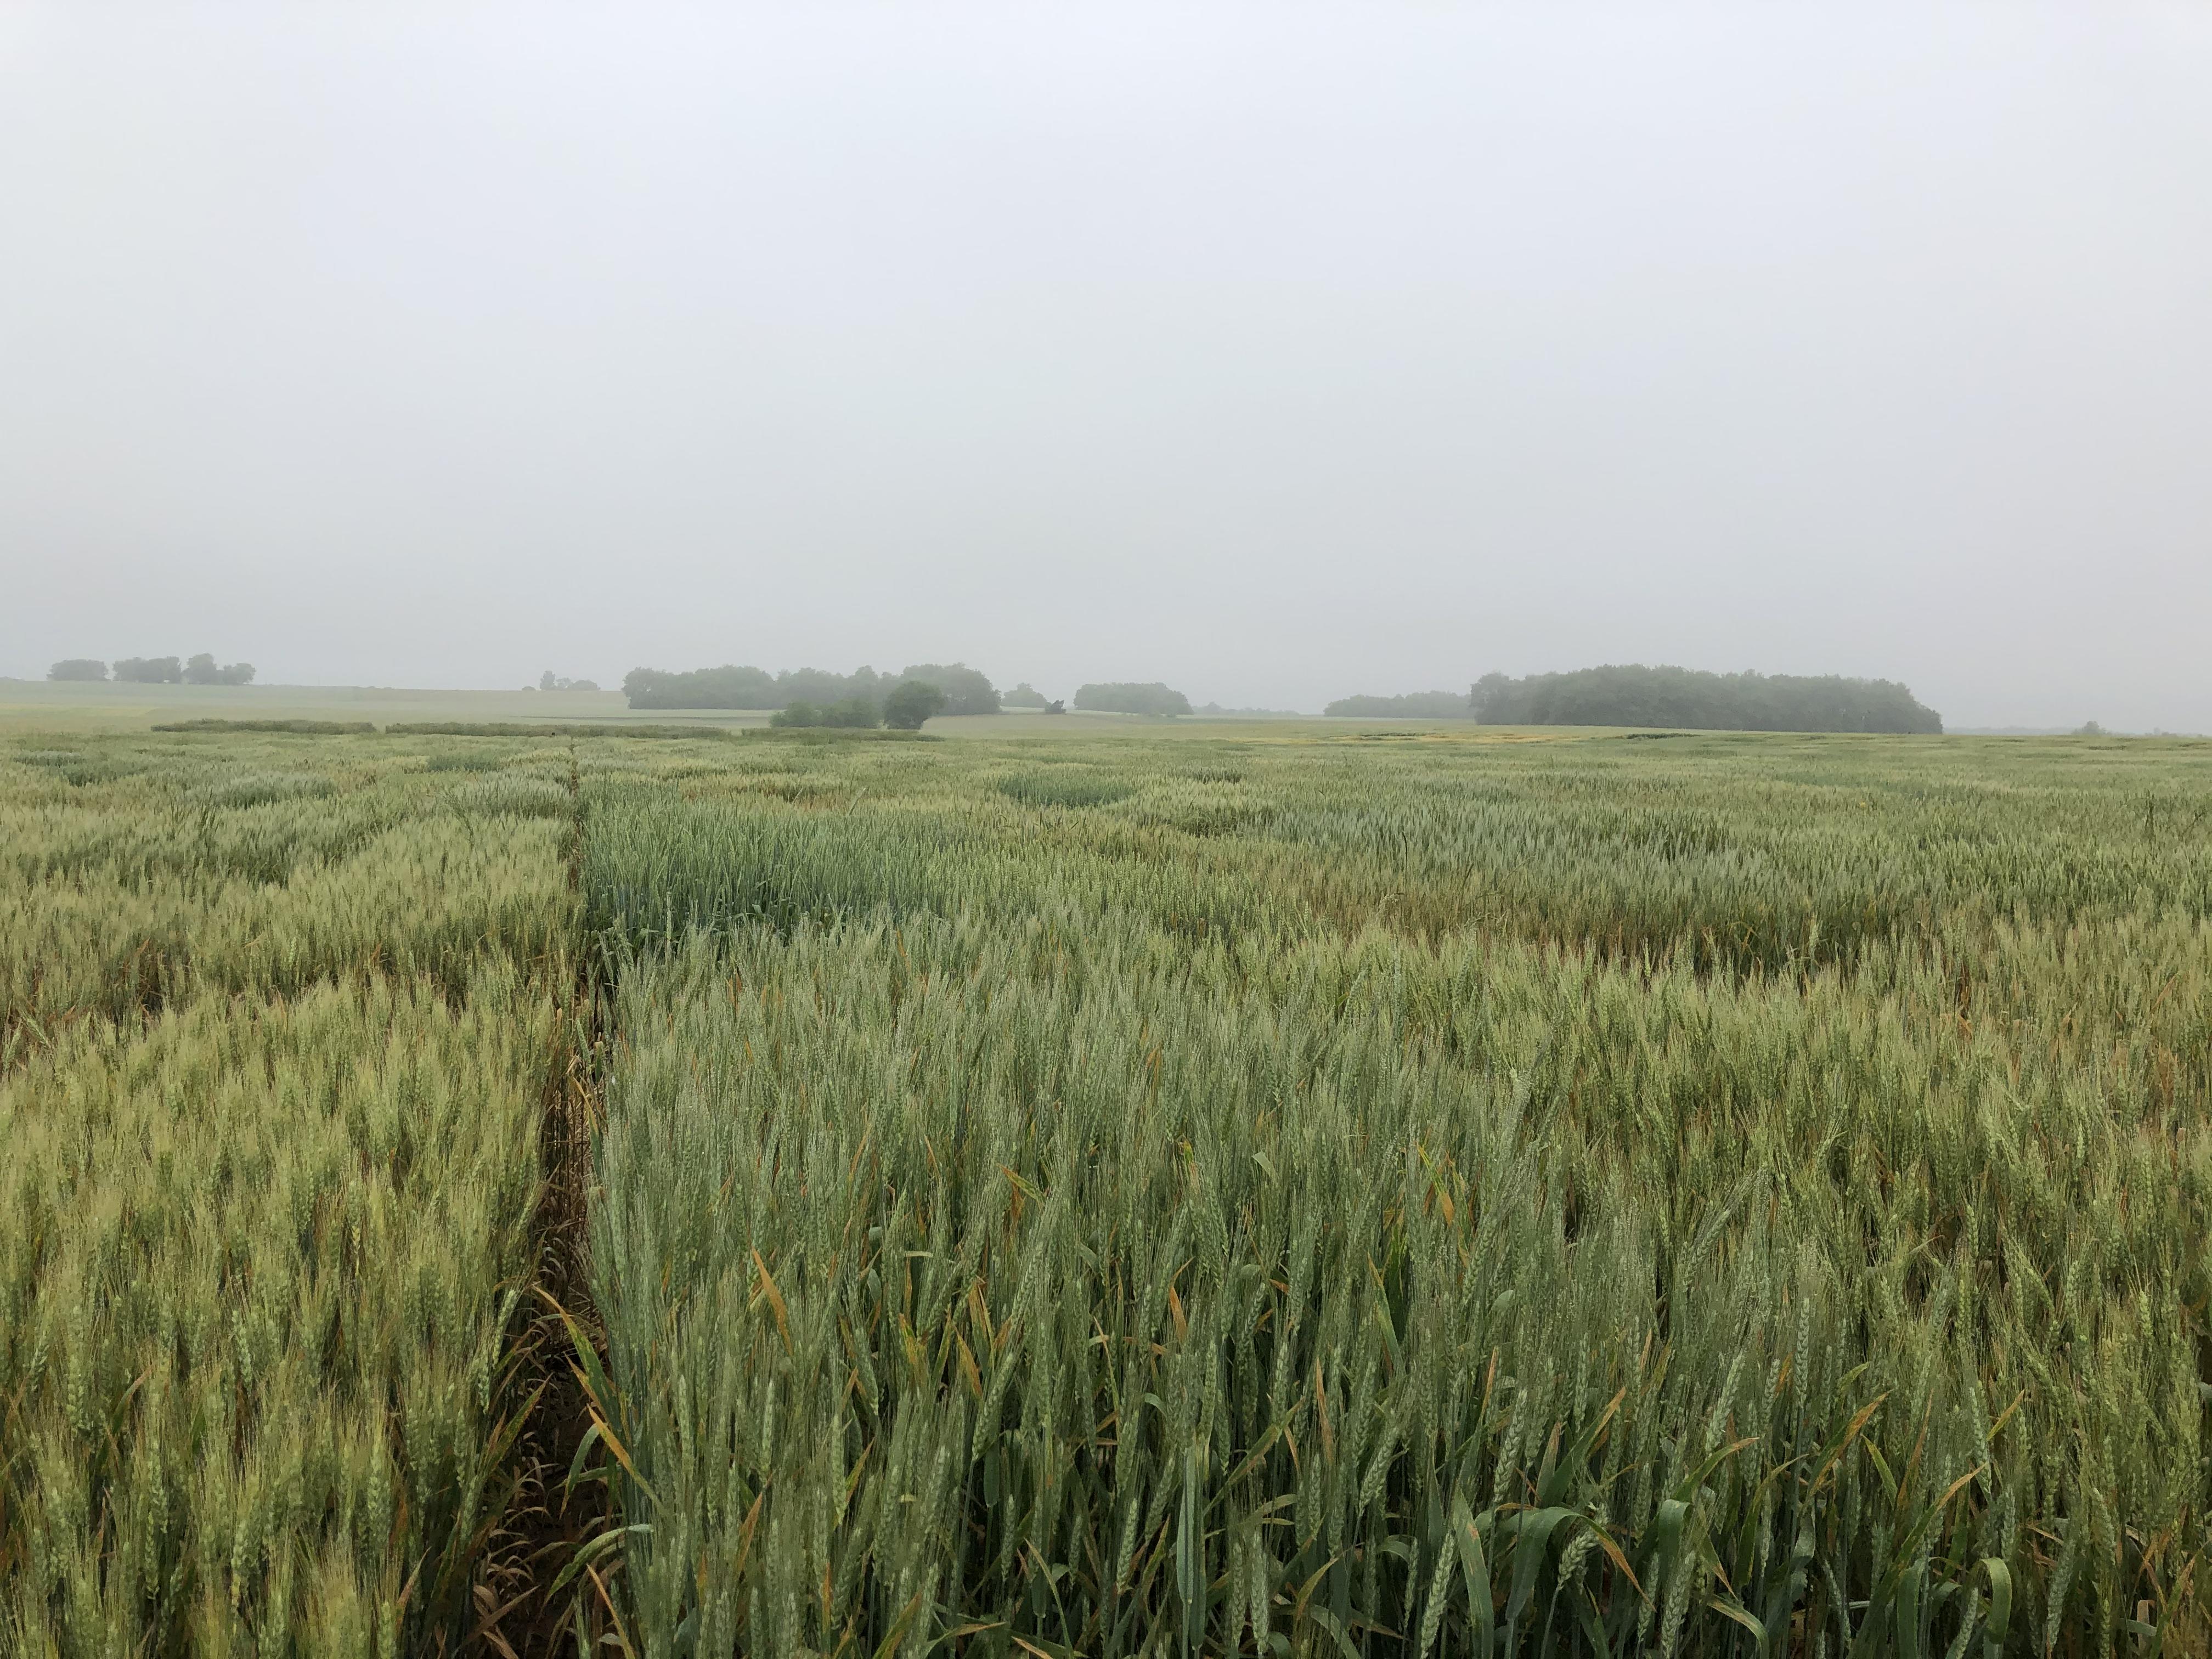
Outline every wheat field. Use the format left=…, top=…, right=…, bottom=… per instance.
left=1, top=731, right=581, bottom=1656
left=5, top=723, right=2209, bottom=1656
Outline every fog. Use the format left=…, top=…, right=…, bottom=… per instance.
left=4, top=4, right=2209, bottom=728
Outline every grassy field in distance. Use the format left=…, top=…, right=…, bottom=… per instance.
left=0, top=684, right=1341, bottom=738
left=0, top=679, right=756, bottom=734
left=0, top=681, right=1745, bottom=744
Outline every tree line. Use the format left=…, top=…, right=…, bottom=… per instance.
left=1468, top=665, right=1943, bottom=732
left=1325, top=668, right=1944, bottom=732
left=625, top=663, right=1006, bottom=728
left=1324, top=691, right=1472, bottom=718
left=769, top=679, right=949, bottom=730
left=625, top=665, right=1216, bottom=723
left=49, top=655, right=256, bottom=685
left=625, top=662, right=1002, bottom=717
left=1071, top=682, right=1191, bottom=716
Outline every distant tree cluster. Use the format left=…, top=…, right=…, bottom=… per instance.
left=1324, top=691, right=1472, bottom=719
left=895, top=664, right=998, bottom=716
left=58, top=654, right=255, bottom=685
left=770, top=697, right=881, bottom=730
left=883, top=680, right=949, bottom=729
left=185, top=654, right=257, bottom=685
left=1073, top=682, right=1192, bottom=717
left=624, top=665, right=782, bottom=708
left=1001, top=682, right=1049, bottom=709
left=626, top=662, right=997, bottom=719
left=1470, top=665, right=1943, bottom=733
left=537, top=672, right=601, bottom=692
left=769, top=678, right=950, bottom=731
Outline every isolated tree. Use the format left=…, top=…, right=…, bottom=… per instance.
left=883, top=679, right=949, bottom=730
left=1002, top=681, right=1049, bottom=709
left=215, top=662, right=256, bottom=685
left=47, top=659, right=107, bottom=681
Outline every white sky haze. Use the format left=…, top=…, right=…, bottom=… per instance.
left=4, top=4, right=2209, bottom=727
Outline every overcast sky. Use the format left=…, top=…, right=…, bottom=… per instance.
left=4, top=4, right=2209, bottom=726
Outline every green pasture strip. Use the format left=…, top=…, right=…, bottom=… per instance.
left=150, top=719, right=380, bottom=735
left=384, top=721, right=731, bottom=738
left=737, top=725, right=935, bottom=743
left=0, top=682, right=641, bottom=737
left=581, top=731, right=2212, bottom=1656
